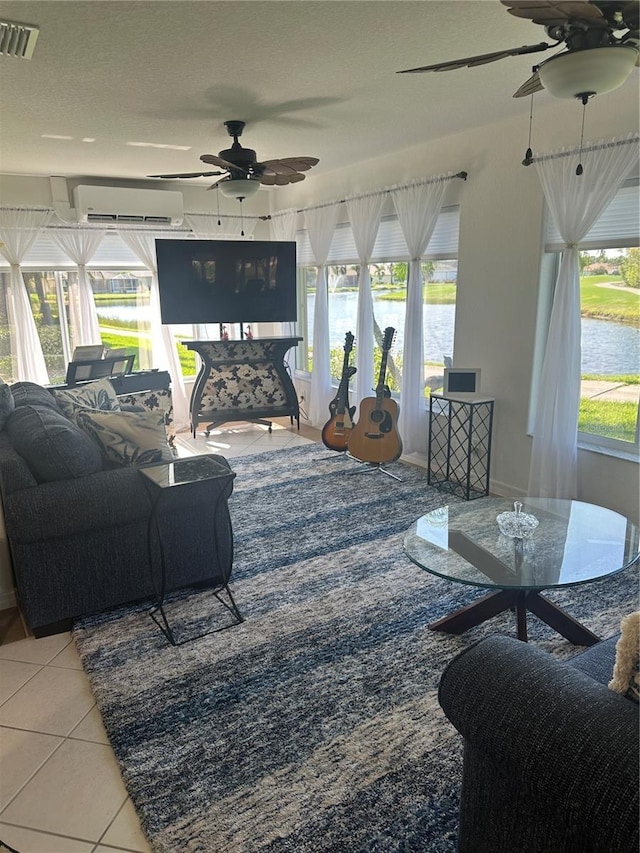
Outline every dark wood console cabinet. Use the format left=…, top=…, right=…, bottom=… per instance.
left=184, top=338, right=301, bottom=436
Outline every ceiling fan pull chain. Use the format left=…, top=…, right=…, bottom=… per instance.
left=522, top=89, right=535, bottom=166
left=216, top=186, right=221, bottom=226
left=576, top=97, right=588, bottom=176
left=239, top=199, right=245, bottom=237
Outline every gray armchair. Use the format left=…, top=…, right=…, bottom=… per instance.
left=438, top=634, right=639, bottom=853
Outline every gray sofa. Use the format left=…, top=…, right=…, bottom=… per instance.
left=438, top=634, right=639, bottom=853
left=0, top=380, right=235, bottom=637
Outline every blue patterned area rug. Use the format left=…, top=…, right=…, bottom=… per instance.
left=73, top=444, right=638, bottom=853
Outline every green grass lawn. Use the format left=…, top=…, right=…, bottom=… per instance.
left=579, top=398, right=638, bottom=443
left=580, top=275, right=639, bottom=325
left=380, top=275, right=639, bottom=323
left=100, top=331, right=197, bottom=375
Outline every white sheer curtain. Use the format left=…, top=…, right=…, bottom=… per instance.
left=50, top=228, right=105, bottom=347
left=118, top=231, right=190, bottom=431
left=0, top=209, right=52, bottom=383
left=305, top=204, right=340, bottom=427
left=528, top=138, right=639, bottom=498
left=345, top=193, right=385, bottom=403
left=271, top=209, right=300, bottom=372
left=392, top=178, right=449, bottom=455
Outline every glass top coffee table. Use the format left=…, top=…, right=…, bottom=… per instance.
left=404, top=497, right=639, bottom=644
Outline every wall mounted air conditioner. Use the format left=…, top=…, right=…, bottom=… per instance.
left=73, top=185, right=184, bottom=225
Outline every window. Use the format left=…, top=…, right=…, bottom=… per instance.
left=0, top=269, right=70, bottom=384
left=296, top=207, right=459, bottom=396
left=577, top=246, right=639, bottom=447
left=543, top=178, right=640, bottom=452
left=0, top=231, right=199, bottom=383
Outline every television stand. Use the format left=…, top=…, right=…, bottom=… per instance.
left=184, top=338, right=302, bottom=437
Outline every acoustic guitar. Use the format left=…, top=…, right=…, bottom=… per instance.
left=321, top=332, right=357, bottom=452
left=347, top=326, right=403, bottom=464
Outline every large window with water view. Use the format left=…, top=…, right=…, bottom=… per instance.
left=0, top=265, right=198, bottom=385
left=296, top=208, right=459, bottom=400
left=540, top=176, right=639, bottom=453
left=578, top=246, right=639, bottom=448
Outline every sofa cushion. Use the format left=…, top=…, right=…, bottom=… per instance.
left=5, top=405, right=103, bottom=483
left=609, top=612, right=640, bottom=703
left=52, top=377, right=121, bottom=420
left=118, top=387, right=175, bottom=445
left=75, top=408, right=174, bottom=467
left=0, top=380, right=15, bottom=429
left=10, top=381, right=60, bottom=412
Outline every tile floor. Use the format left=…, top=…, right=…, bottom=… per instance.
left=0, top=420, right=319, bottom=853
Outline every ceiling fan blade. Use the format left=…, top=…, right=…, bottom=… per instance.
left=513, top=69, right=545, bottom=97
left=200, top=153, right=246, bottom=172
left=500, top=1, right=606, bottom=26
left=398, top=42, right=551, bottom=74
left=259, top=172, right=306, bottom=186
left=259, top=157, right=319, bottom=176
left=147, top=170, right=224, bottom=179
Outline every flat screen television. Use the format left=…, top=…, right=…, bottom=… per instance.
left=155, top=239, right=297, bottom=324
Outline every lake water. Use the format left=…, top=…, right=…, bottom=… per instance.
left=97, top=291, right=639, bottom=376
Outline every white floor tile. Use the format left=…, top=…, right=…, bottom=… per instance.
left=49, top=641, right=84, bottom=670
left=69, top=705, right=110, bottom=745
left=0, top=823, right=94, bottom=852
left=0, top=727, right=63, bottom=811
left=100, top=798, right=151, bottom=852
left=0, top=659, right=41, bottom=706
left=0, top=633, right=72, bottom=665
left=1, top=739, right=127, bottom=841
left=0, top=665, right=96, bottom=736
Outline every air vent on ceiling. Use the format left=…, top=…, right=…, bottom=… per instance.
left=0, top=20, right=39, bottom=59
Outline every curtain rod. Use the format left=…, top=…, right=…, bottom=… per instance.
left=270, top=170, right=468, bottom=218
left=525, top=134, right=639, bottom=166
left=0, top=206, right=271, bottom=224
left=0, top=169, right=468, bottom=224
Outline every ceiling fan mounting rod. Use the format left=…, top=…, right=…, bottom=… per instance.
left=224, top=120, right=246, bottom=141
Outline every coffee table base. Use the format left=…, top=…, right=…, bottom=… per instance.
left=430, top=589, right=601, bottom=645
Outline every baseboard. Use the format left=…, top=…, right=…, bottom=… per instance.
left=489, top=478, right=527, bottom=498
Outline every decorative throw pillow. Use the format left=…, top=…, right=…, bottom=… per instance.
left=10, top=381, right=61, bottom=412
left=0, top=380, right=15, bottom=429
left=52, top=377, right=121, bottom=420
left=75, top=408, right=175, bottom=467
left=609, top=611, right=640, bottom=703
left=117, top=388, right=175, bottom=445
left=5, top=404, right=103, bottom=482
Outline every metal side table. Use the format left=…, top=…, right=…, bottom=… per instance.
left=139, top=454, right=242, bottom=646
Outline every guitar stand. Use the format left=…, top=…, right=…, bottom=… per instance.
left=347, top=455, right=402, bottom=482
left=314, top=451, right=355, bottom=463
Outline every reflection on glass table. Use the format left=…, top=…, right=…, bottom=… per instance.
left=404, top=497, right=639, bottom=644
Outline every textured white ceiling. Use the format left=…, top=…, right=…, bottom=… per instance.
left=0, top=0, right=637, bottom=185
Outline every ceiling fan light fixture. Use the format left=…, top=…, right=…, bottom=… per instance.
left=538, top=45, right=638, bottom=99
left=217, top=176, right=261, bottom=200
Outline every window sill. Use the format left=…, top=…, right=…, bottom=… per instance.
left=577, top=440, right=639, bottom=464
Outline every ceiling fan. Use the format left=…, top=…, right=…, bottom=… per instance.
left=148, top=120, right=319, bottom=198
left=398, top=1, right=639, bottom=101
